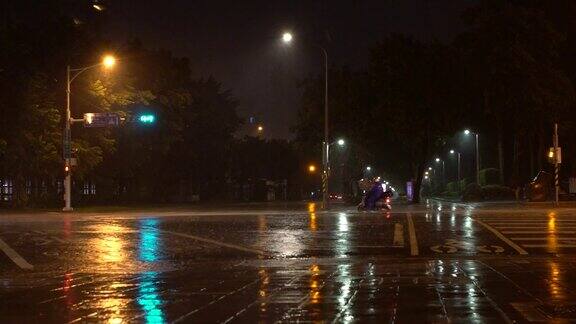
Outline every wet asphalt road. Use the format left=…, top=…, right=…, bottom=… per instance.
left=1, top=201, right=576, bottom=323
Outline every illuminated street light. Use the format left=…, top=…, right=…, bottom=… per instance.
left=280, top=31, right=330, bottom=210
left=63, top=54, right=118, bottom=212
left=93, top=4, right=104, bottom=11
left=463, top=129, right=480, bottom=184
left=366, top=166, right=372, bottom=171
left=428, top=167, right=432, bottom=171
left=449, top=149, right=462, bottom=184
left=308, top=164, right=317, bottom=173
left=337, top=138, right=345, bottom=146
left=257, top=125, right=264, bottom=132
left=282, top=32, right=293, bottom=43
left=102, top=55, right=116, bottom=68
left=435, top=157, right=445, bottom=188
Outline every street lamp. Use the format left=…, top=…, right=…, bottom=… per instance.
left=63, top=54, right=116, bottom=211
left=366, top=166, right=372, bottom=171
left=308, top=164, right=317, bottom=173
left=464, top=129, right=480, bottom=184
left=435, top=158, right=445, bottom=188
left=337, top=138, right=345, bottom=146
left=449, top=149, right=462, bottom=183
left=282, top=32, right=293, bottom=43
left=281, top=31, right=330, bottom=209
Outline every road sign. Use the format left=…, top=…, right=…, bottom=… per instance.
left=84, top=112, right=120, bottom=128
left=138, top=114, right=155, bottom=124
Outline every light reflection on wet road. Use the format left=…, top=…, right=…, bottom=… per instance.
left=2, top=201, right=576, bottom=322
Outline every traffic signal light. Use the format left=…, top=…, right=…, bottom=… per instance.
left=139, top=114, right=155, bottom=124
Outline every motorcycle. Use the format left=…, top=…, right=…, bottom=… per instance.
left=357, top=190, right=393, bottom=211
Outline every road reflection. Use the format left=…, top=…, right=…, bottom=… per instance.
left=547, top=212, right=558, bottom=253
left=138, top=219, right=165, bottom=324
left=336, top=264, right=354, bottom=323
left=258, top=268, right=270, bottom=319
left=309, top=202, right=318, bottom=232
left=310, top=264, right=321, bottom=304
left=92, top=223, right=127, bottom=264
left=548, top=261, right=565, bottom=300
left=138, top=272, right=164, bottom=324
left=336, top=213, right=350, bottom=258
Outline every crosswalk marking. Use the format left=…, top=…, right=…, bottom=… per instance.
left=473, top=219, right=528, bottom=255
left=523, top=244, right=576, bottom=248
left=509, top=237, right=576, bottom=241
left=502, top=230, right=576, bottom=234
left=496, top=226, right=576, bottom=229
left=477, top=214, right=576, bottom=253
left=393, top=223, right=404, bottom=247
left=0, top=237, right=33, bottom=270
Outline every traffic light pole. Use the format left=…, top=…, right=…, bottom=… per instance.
left=554, top=123, right=560, bottom=206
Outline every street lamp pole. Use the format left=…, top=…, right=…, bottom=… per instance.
left=63, top=56, right=116, bottom=212
left=465, top=129, right=481, bottom=185
left=280, top=33, right=329, bottom=209
left=63, top=65, right=72, bottom=211
left=320, top=47, right=329, bottom=210
left=475, top=133, right=480, bottom=184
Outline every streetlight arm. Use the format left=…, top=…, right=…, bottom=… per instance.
left=68, top=63, right=104, bottom=84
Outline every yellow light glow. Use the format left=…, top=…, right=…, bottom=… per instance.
left=102, top=55, right=116, bottom=68
left=308, top=202, right=316, bottom=213
left=308, top=165, right=317, bottom=173
left=548, top=149, right=554, bottom=158
left=93, top=4, right=104, bottom=11
left=257, top=125, right=264, bottom=132
left=548, top=212, right=558, bottom=252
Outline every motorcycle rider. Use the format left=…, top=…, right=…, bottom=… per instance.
left=365, top=179, right=385, bottom=210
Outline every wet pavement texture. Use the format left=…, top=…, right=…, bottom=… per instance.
left=1, top=201, right=576, bottom=323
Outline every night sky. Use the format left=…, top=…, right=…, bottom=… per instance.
left=104, top=0, right=477, bottom=139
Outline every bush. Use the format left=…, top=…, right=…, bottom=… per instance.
left=462, top=183, right=483, bottom=202
left=479, top=168, right=501, bottom=186
left=482, top=185, right=515, bottom=200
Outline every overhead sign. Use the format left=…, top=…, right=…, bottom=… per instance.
left=84, top=112, right=120, bottom=128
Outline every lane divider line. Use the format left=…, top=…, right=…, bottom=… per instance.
left=406, top=213, right=419, bottom=256
left=473, top=219, right=528, bottom=255
left=393, top=223, right=404, bottom=247
left=160, top=230, right=268, bottom=256
left=0, top=237, right=33, bottom=270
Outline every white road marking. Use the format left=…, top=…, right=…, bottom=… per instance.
left=473, top=219, right=528, bottom=255
left=393, top=223, right=404, bottom=247
left=160, top=230, right=268, bottom=256
left=495, top=226, right=576, bottom=229
left=522, top=244, right=576, bottom=248
left=406, top=213, right=418, bottom=256
left=483, top=220, right=576, bottom=223
left=510, top=237, right=576, bottom=241
left=0, top=237, right=33, bottom=269
left=502, top=230, right=576, bottom=234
